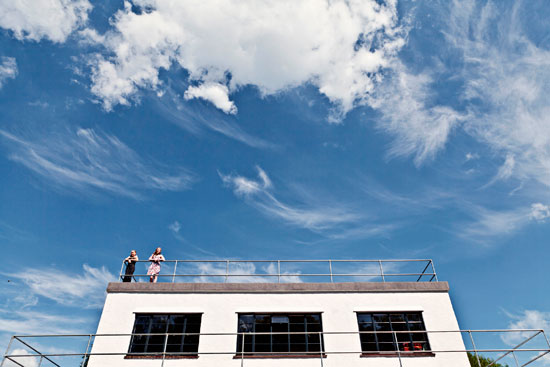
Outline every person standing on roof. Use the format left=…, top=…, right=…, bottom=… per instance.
left=123, top=250, right=139, bottom=282
left=147, top=247, right=165, bottom=283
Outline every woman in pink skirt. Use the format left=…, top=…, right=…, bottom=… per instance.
left=147, top=247, right=165, bottom=283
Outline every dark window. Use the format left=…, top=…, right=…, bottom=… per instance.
left=237, top=314, right=324, bottom=356
left=128, top=314, right=201, bottom=356
left=357, top=312, right=430, bottom=354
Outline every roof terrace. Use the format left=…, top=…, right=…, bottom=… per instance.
left=119, top=259, right=438, bottom=283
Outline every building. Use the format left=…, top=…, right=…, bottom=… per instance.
left=3, top=259, right=550, bottom=367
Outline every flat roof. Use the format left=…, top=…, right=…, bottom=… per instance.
left=107, top=281, right=449, bottom=294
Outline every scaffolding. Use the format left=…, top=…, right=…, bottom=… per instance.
left=3, top=329, right=549, bottom=367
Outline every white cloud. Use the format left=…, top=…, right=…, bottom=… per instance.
left=368, top=63, right=465, bottom=165
left=0, top=128, right=195, bottom=199
left=154, top=87, right=275, bottom=149
left=184, top=83, right=237, bottom=114
left=168, top=220, right=181, bottom=233
left=502, top=310, right=550, bottom=365
left=6, top=264, right=115, bottom=308
left=446, top=0, right=550, bottom=187
left=0, top=0, right=92, bottom=42
left=219, top=166, right=390, bottom=239
left=3, top=348, right=39, bottom=367
left=89, top=0, right=405, bottom=115
left=0, top=57, right=17, bottom=88
left=461, top=202, right=550, bottom=240
left=190, top=262, right=302, bottom=283
left=530, top=203, right=550, bottom=222
left=495, top=154, right=516, bottom=181
left=0, top=310, right=85, bottom=335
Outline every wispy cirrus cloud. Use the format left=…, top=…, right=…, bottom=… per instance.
left=458, top=202, right=550, bottom=242
left=153, top=85, right=275, bottom=149
left=446, top=0, right=550, bottom=187
left=0, top=57, right=17, bottom=88
left=0, top=309, right=86, bottom=335
left=220, top=166, right=391, bottom=238
left=0, top=128, right=195, bottom=199
left=6, top=264, right=115, bottom=309
left=0, top=0, right=92, bottom=42
left=369, top=62, right=465, bottom=166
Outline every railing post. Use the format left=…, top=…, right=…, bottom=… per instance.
left=469, top=330, right=482, bottom=367
left=119, top=260, right=125, bottom=282
left=0, top=336, right=15, bottom=367
left=379, top=260, right=385, bottom=282
left=328, top=260, right=333, bottom=283
left=172, top=260, right=178, bottom=283
left=277, top=260, right=281, bottom=283
left=38, top=355, right=44, bottom=367
left=225, top=260, right=229, bottom=283
left=430, top=259, right=438, bottom=282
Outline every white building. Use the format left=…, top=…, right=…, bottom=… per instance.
left=87, top=259, right=470, bottom=367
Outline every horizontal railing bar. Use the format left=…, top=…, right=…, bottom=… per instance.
left=7, top=349, right=550, bottom=358
left=9, top=329, right=546, bottom=338
left=126, top=259, right=434, bottom=263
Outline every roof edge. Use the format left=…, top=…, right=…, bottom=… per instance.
left=107, top=281, right=449, bottom=294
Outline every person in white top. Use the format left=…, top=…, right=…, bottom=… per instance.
left=147, top=247, right=165, bottom=283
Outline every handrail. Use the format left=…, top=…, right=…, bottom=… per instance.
left=119, top=259, right=439, bottom=283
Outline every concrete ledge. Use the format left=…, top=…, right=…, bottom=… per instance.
left=107, top=281, right=449, bottom=294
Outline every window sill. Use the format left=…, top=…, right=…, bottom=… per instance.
left=125, top=354, right=199, bottom=359
left=233, top=354, right=327, bottom=359
left=361, top=352, right=435, bottom=358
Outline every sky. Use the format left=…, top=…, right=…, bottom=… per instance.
left=1, top=0, right=550, bottom=361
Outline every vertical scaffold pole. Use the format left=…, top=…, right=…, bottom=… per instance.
left=161, top=331, right=168, bottom=367
left=319, top=332, right=324, bottom=367
left=0, top=336, right=15, bottom=367
left=241, top=333, right=245, bottom=367
left=392, top=331, right=403, bottom=367
left=469, top=330, right=482, bottom=367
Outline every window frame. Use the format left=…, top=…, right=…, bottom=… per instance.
left=355, top=311, right=434, bottom=357
left=126, top=313, right=202, bottom=359
left=235, top=312, right=326, bottom=358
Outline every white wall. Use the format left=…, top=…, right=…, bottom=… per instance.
left=88, top=290, right=470, bottom=367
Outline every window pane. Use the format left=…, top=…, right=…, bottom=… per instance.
left=272, top=316, right=289, bottom=323
left=357, top=312, right=430, bottom=354
left=129, top=314, right=201, bottom=356
left=357, top=314, right=372, bottom=324
left=236, top=313, right=323, bottom=355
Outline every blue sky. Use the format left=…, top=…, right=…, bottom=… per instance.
left=1, top=0, right=550, bottom=356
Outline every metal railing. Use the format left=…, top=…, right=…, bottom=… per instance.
left=3, top=329, right=549, bottom=367
left=119, top=259, right=438, bottom=283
